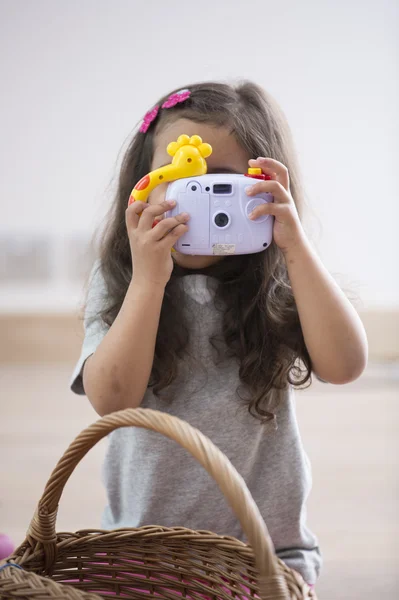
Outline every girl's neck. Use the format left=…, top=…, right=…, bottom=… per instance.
left=172, top=255, right=248, bottom=281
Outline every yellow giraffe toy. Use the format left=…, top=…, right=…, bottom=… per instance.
left=128, top=134, right=212, bottom=205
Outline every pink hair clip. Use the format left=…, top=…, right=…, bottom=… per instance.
left=161, top=89, right=191, bottom=109
left=139, top=89, right=191, bottom=133
left=139, top=105, right=159, bottom=133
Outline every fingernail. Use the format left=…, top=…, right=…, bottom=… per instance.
left=168, top=200, right=176, bottom=206
left=181, top=212, right=189, bottom=219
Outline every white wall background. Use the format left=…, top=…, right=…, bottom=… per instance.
left=0, top=0, right=397, bottom=311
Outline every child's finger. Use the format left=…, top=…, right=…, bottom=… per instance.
left=151, top=213, right=190, bottom=241
left=139, top=200, right=176, bottom=230
left=246, top=179, right=291, bottom=204
left=249, top=201, right=295, bottom=221
left=125, top=201, right=150, bottom=230
left=159, top=223, right=189, bottom=248
left=249, top=157, right=290, bottom=191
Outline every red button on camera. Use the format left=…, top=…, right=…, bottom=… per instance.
left=244, top=168, right=271, bottom=181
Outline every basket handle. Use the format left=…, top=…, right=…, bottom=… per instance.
left=21, top=408, right=290, bottom=599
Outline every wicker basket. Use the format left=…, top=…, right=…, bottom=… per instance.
left=0, top=408, right=317, bottom=600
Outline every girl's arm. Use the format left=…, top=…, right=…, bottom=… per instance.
left=83, top=280, right=165, bottom=416
left=247, top=157, right=368, bottom=384
left=283, top=236, right=367, bottom=383
left=84, top=199, right=189, bottom=415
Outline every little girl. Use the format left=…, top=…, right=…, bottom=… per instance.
left=71, top=81, right=367, bottom=588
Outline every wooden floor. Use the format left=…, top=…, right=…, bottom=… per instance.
left=0, top=362, right=398, bottom=599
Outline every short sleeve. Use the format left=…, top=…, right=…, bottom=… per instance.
left=70, top=262, right=110, bottom=395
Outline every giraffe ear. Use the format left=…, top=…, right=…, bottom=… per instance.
left=188, top=135, right=203, bottom=147
left=167, top=141, right=178, bottom=157
left=167, top=134, right=191, bottom=156
left=177, top=134, right=191, bottom=146
left=199, top=143, right=212, bottom=159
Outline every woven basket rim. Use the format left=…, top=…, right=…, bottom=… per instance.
left=11, top=526, right=256, bottom=568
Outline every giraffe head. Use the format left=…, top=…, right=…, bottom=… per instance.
left=129, top=135, right=212, bottom=204
left=166, top=134, right=212, bottom=178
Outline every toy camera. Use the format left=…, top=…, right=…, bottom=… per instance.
left=128, top=134, right=274, bottom=255
left=165, top=174, right=273, bottom=255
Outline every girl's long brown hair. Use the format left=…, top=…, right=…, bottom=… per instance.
left=96, top=81, right=312, bottom=421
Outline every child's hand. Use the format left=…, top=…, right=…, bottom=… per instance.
left=126, top=200, right=189, bottom=286
left=246, top=157, right=306, bottom=254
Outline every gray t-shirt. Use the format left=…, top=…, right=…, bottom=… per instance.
left=71, top=265, right=321, bottom=585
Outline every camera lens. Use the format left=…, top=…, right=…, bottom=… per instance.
left=214, top=212, right=229, bottom=228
